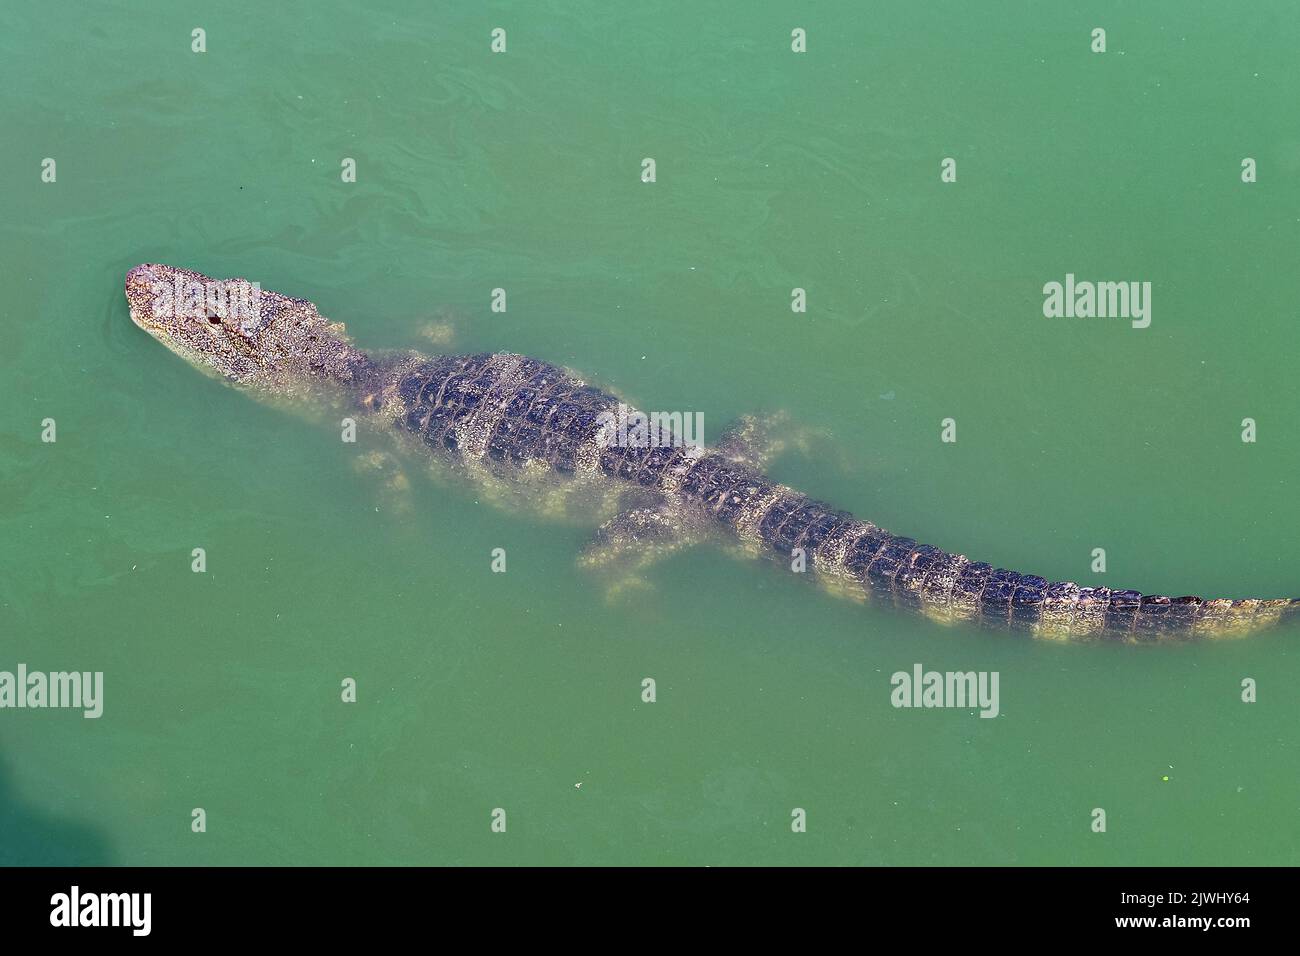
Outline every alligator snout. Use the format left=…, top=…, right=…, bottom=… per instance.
left=126, top=263, right=158, bottom=289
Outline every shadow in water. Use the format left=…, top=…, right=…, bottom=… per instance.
left=0, top=752, right=114, bottom=866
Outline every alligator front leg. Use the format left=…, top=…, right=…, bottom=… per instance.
left=353, top=449, right=413, bottom=515
left=416, top=305, right=468, bottom=350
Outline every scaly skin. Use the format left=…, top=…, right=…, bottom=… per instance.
left=125, top=265, right=1299, bottom=643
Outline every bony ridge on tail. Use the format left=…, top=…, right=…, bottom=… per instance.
left=124, top=264, right=1300, bottom=643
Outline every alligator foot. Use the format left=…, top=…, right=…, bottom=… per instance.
left=577, top=503, right=704, bottom=601
left=717, top=411, right=830, bottom=471
left=353, top=449, right=413, bottom=515
left=416, top=305, right=468, bottom=350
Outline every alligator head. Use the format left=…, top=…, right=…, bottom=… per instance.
left=125, top=263, right=367, bottom=395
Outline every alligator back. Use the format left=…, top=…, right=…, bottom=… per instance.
left=393, top=352, right=616, bottom=473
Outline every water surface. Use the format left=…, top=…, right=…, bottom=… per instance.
left=2, top=0, right=1298, bottom=865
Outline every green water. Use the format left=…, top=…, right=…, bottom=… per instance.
left=3, top=0, right=1299, bottom=866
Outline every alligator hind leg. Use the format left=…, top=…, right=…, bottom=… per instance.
left=578, top=503, right=706, bottom=601
left=717, top=411, right=832, bottom=471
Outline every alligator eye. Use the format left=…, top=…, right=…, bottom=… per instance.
left=207, top=316, right=221, bottom=325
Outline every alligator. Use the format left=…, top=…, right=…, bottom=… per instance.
left=124, top=263, right=1298, bottom=643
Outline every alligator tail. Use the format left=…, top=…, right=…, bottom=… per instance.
left=681, top=453, right=1298, bottom=642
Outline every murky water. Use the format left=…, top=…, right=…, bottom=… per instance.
left=2, top=0, right=1298, bottom=865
